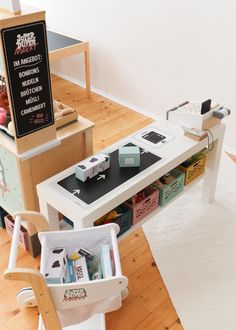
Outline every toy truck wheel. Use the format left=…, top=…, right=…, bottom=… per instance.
left=16, top=287, right=37, bottom=308
left=121, top=287, right=129, bottom=300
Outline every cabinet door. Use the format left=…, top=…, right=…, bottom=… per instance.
left=0, top=146, right=23, bottom=213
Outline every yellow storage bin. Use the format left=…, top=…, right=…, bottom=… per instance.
left=178, top=149, right=207, bottom=185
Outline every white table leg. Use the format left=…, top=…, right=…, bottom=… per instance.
left=202, top=125, right=225, bottom=203
left=38, top=197, right=60, bottom=231
left=73, top=219, right=85, bottom=230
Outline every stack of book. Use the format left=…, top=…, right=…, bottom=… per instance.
left=44, top=244, right=114, bottom=284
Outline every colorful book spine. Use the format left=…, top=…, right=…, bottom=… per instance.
left=65, top=258, right=75, bottom=283
left=74, top=257, right=89, bottom=282
left=100, top=244, right=113, bottom=278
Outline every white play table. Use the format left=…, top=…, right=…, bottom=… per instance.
left=37, top=118, right=225, bottom=232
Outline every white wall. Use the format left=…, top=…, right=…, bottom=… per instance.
left=23, top=0, right=236, bottom=150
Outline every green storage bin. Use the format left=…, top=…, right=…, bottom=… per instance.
left=152, top=169, right=185, bottom=207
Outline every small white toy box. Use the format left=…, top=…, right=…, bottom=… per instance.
left=45, top=248, right=67, bottom=284
left=75, top=153, right=110, bottom=182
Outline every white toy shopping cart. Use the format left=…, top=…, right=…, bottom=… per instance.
left=4, top=211, right=128, bottom=330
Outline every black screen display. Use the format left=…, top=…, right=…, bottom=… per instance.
left=142, top=131, right=166, bottom=144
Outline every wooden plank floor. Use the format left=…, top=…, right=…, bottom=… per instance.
left=2, top=75, right=229, bottom=329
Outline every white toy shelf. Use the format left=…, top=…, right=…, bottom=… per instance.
left=4, top=212, right=128, bottom=330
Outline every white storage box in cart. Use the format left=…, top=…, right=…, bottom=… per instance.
left=38, top=223, right=128, bottom=329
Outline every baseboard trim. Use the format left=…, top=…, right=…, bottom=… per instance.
left=51, top=70, right=162, bottom=121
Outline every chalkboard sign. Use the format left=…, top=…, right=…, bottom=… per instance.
left=1, top=21, right=54, bottom=138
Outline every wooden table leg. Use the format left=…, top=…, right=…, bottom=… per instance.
left=84, top=45, right=91, bottom=98
left=84, top=128, right=93, bottom=158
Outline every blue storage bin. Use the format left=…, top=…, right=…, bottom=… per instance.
left=94, top=204, right=132, bottom=237
left=0, top=207, right=7, bottom=228
left=112, top=204, right=132, bottom=237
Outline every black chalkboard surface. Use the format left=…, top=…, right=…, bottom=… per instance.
left=1, top=21, right=54, bottom=138
left=47, top=30, right=82, bottom=51
left=58, top=143, right=162, bottom=205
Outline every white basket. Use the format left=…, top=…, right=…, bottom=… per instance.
left=38, top=223, right=128, bottom=327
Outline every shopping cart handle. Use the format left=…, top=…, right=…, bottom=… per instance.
left=13, top=211, right=49, bottom=233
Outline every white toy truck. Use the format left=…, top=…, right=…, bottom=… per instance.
left=75, top=153, right=110, bottom=182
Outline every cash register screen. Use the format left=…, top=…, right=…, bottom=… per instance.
left=141, top=131, right=166, bottom=144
